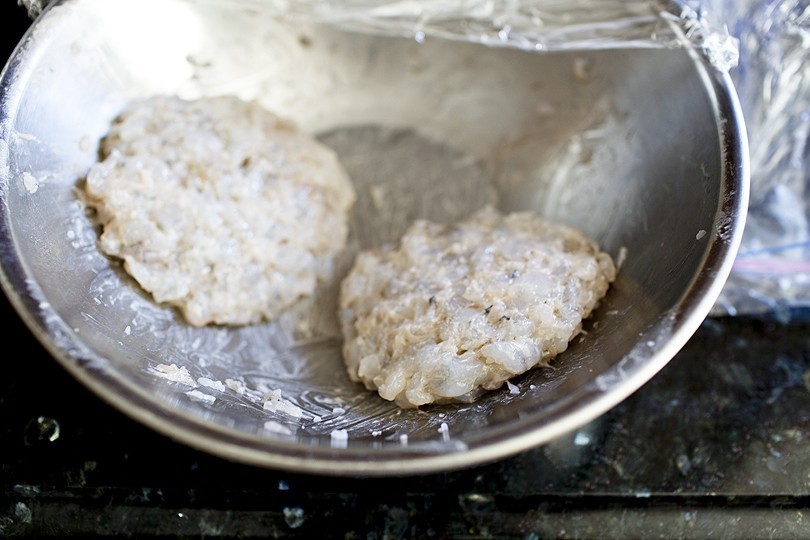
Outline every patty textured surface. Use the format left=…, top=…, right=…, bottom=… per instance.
left=339, top=205, right=616, bottom=408
left=82, top=95, right=355, bottom=326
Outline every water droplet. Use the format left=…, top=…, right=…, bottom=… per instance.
left=24, top=416, right=60, bottom=445
left=283, top=507, right=305, bottom=529
left=573, top=431, right=591, bottom=446
left=675, top=453, right=692, bottom=475
left=15, top=502, right=32, bottom=525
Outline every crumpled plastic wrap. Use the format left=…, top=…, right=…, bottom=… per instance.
left=261, top=0, right=740, bottom=69
left=710, top=0, right=810, bottom=319
left=19, top=0, right=809, bottom=318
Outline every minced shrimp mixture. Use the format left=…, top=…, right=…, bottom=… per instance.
left=81, top=95, right=356, bottom=326
left=338, top=205, right=616, bottom=408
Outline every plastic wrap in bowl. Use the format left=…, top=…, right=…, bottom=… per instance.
left=0, top=0, right=748, bottom=475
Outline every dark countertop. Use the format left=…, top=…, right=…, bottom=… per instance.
left=3, top=289, right=810, bottom=539
left=1, top=5, right=809, bottom=539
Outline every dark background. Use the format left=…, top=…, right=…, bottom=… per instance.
left=1, top=2, right=809, bottom=538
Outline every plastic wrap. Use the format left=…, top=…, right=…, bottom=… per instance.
left=253, top=0, right=738, bottom=69
left=18, top=0, right=809, bottom=318
left=711, top=0, right=810, bottom=319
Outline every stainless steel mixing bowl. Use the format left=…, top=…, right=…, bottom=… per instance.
left=0, top=0, right=748, bottom=475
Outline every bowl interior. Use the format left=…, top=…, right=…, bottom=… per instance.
left=0, top=0, right=746, bottom=474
